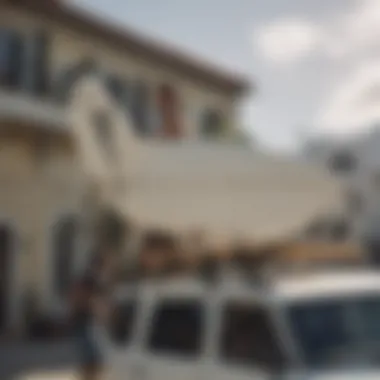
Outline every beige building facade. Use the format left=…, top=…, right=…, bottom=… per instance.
left=0, top=0, right=248, bottom=333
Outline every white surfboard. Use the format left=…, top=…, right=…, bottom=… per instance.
left=68, top=76, right=342, bottom=245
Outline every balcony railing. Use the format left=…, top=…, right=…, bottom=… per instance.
left=0, top=88, right=66, bottom=130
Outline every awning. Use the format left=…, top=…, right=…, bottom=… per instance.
left=69, top=77, right=344, bottom=246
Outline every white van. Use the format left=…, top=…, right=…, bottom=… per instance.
left=104, top=269, right=380, bottom=380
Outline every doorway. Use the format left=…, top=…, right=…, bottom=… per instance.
left=0, top=225, right=12, bottom=332
left=53, top=216, right=78, bottom=300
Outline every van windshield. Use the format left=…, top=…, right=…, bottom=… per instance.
left=219, top=302, right=287, bottom=370
left=287, top=295, right=380, bottom=370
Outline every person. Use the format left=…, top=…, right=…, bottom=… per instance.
left=69, top=254, right=111, bottom=380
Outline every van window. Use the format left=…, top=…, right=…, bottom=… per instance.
left=109, top=299, right=137, bottom=346
left=219, top=302, right=285, bottom=370
left=147, top=299, right=203, bottom=357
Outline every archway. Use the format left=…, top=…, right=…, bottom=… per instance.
left=0, top=225, right=13, bottom=332
left=54, top=57, right=96, bottom=102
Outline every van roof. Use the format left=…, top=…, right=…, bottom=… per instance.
left=274, top=270, right=380, bottom=302
left=114, top=269, right=380, bottom=304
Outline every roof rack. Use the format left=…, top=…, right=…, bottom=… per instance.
left=116, top=237, right=364, bottom=284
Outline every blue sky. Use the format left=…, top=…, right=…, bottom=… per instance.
left=71, top=0, right=380, bottom=152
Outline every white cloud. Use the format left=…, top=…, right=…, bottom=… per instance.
left=254, top=19, right=322, bottom=64
left=313, top=0, right=380, bottom=134
left=325, top=0, right=380, bottom=59
left=254, top=0, right=380, bottom=64
left=316, top=60, right=380, bottom=134
left=255, top=1, right=380, bottom=135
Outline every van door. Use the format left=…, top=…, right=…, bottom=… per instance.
left=105, top=289, right=139, bottom=379
left=133, top=296, right=206, bottom=380
left=208, top=300, right=286, bottom=380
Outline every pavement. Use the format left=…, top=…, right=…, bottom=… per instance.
left=0, top=341, right=79, bottom=380
left=15, top=371, right=77, bottom=380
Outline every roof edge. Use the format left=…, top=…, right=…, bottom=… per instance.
left=9, top=0, right=252, bottom=96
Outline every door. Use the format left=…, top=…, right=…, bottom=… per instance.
left=208, top=299, right=285, bottom=380
left=0, top=225, right=12, bottom=332
left=158, top=84, right=181, bottom=138
left=127, top=296, right=206, bottom=380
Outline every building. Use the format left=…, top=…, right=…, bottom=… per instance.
left=302, top=127, right=380, bottom=256
left=0, top=0, right=249, bottom=335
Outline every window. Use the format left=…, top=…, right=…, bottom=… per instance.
left=328, top=151, right=357, bottom=174
left=105, top=74, right=126, bottom=103
left=31, top=30, right=50, bottom=96
left=147, top=299, right=204, bottom=357
left=0, top=29, right=24, bottom=89
left=130, top=81, right=150, bottom=135
left=201, top=109, right=224, bottom=138
left=53, top=217, right=77, bottom=298
left=108, top=299, right=137, bottom=346
left=219, top=303, right=285, bottom=370
left=287, top=296, right=380, bottom=369
left=288, top=301, right=350, bottom=368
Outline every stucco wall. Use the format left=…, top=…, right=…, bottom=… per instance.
left=0, top=3, right=242, bottom=328
left=0, top=129, right=86, bottom=325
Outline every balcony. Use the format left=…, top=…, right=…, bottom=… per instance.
left=0, top=89, right=67, bottom=132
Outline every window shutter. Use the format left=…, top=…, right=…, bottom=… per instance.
left=32, top=30, right=50, bottom=96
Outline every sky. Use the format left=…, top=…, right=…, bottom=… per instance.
left=70, top=0, right=380, bottom=152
